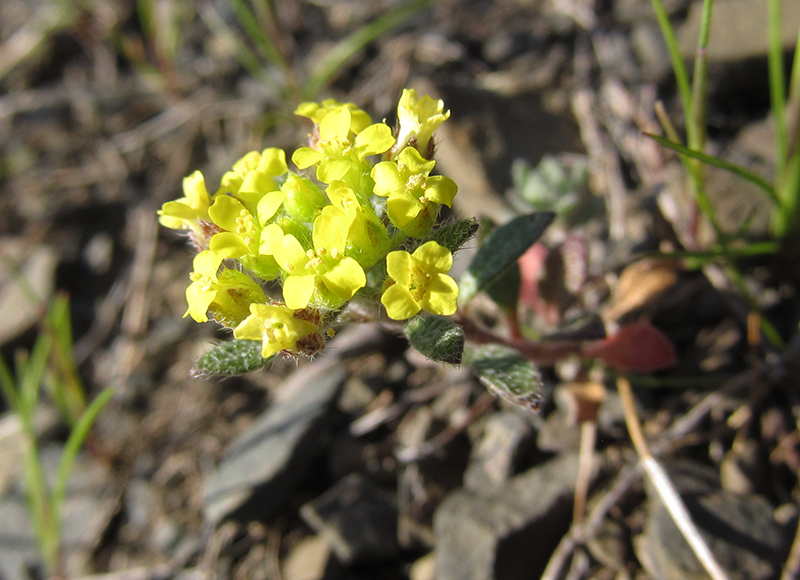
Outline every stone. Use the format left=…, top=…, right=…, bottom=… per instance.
left=678, top=0, right=800, bottom=61
left=300, top=473, right=399, bottom=565
left=463, top=411, right=532, bottom=495
left=203, top=357, right=346, bottom=524
left=635, top=460, right=791, bottom=580
left=434, top=453, right=589, bottom=580
left=0, top=240, right=58, bottom=346
left=0, top=445, right=116, bottom=580
left=282, top=535, right=339, bottom=580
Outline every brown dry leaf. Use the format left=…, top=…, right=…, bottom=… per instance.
left=603, top=258, right=679, bottom=322
left=563, top=381, right=607, bottom=424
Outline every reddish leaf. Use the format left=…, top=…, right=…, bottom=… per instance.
left=582, top=321, right=677, bottom=372
left=518, top=242, right=548, bottom=310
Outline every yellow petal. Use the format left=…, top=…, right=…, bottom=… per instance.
left=420, top=273, right=459, bottom=316
left=412, top=241, right=453, bottom=274
left=386, top=251, right=413, bottom=287
left=283, top=274, right=316, bottom=309
left=321, top=257, right=365, bottom=301
left=381, top=284, right=420, bottom=320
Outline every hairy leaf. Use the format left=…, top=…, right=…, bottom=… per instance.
left=468, top=344, right=544, bottom=411
left=405, top=314, right=464, bottom=364
left=193, top=340, right=268, bottom=376
left=460, top=212, right=555, bottom=303
left=425, top=217, right=479, bottom=254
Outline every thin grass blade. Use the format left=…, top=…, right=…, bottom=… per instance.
left=304, top=0, right=433, bottom=99
left=645, top=133, right=779, bottom=205
left=51, top=386, right=114, bottom=533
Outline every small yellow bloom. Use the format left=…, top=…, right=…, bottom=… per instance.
left=391, top=89, right=450, bottom=158
left=292, top=107, right=395, bottom=185
left=295, top=99, right=372, bottom=134
left=158, top=171, right=212, bottom=235
left=234, top=303, right=321, bottom=359
left=185, top=250, right=223, bottom=323
left=381, top=241, right=459, bottom=320
left=184, top=250, right=267, bottom=326
left=217, top=148, right=288, bottom=214
left=371, top=146, right=458, bottom=237
left=272, top=212, right=366, bottom=309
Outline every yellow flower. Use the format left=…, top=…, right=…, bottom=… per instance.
left=391, top=89, right=450, bottom=158
left=217, top=148, right=288, bottom=214
left=295, top=99, right=372, bottom=134
left=184, top=250, right=267, bottom=327
left=272, top=212, right=366, bottom=309
left=371, top=146, right=458, bottom=237
left=292, top=107, right=394, bottom=184
left=381, top=241, right=459, bottom=320
left=324, top=181, right=390, bottom=268
left=234, top=303, right=322, bottom=359
left=208, top=193, right=285, bottom=281
left=158, top=171, right=212, bottom=235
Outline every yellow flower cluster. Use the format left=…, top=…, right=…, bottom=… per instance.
left=158, top=90, right=460, bottom=360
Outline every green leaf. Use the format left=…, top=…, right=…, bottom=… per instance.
left=645, top=133, right=779, bottom=206
left=425, top=217, right=479, bottom=254
left=193, top=340, right=269, bottom=377
left=459, top=212, right=554, bottom=303
left=405, top=313, right=464, bottom=364
left=485, top=262, right=520, bottom=313
left=467, top=344, right=544, bottom=411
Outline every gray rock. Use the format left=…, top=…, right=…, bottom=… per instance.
left=434, top=453, right=588, bottom=580
left=678, top=0, right=800, bottom=61
left=203, top=358, right=346, bottom=524
left=631, top=23, right=672, bottom=83
left=614, top=0, right=689, bottom=24
left=282, top=535, right=339, bottom=580
left=0, top=241, right=58, bottom=346
left=463, top=411, right=531, bottom=495
left=0, top=445, right=116, bottom=580
left=635, top=461, right=791, bottom=580
left=300, top=473, right=399, bottom=565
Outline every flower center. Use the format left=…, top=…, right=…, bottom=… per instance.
left=190, top=272, right=214, bottom=292
left=406, top=173, right=427, bottom=195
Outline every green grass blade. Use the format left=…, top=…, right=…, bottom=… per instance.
left=21, top=435, right=57, bottom=572
left=199, top=1, right=275, bottom=82
left=649, top=0, right=693, bottom=128
left=0, top=354, right=19, bottom=412
left=21, top=333, right=53, bottom=418
left=645, top=133, right=779, bottom=205
left=46, top=295, right=86, bottom=424
left=304, top=0, right=433, bottom=100
left=228, top=0, right=287, bottom=70
left=689, top=0, right=712, bottom=152
left=642, top=241, right=780, bottom=262
left=51, top=386, right=113, bottom=533
left=768, top=0, right=788, bottom=189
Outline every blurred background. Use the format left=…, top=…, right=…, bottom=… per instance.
left=1, top=0, right=799, bottom=579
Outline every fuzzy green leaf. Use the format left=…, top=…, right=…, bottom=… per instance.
left=425, top=217, right=479, bottom=254
left=459, top=212, right=554, bottom=303
left=193, top=340, right=269, bottom=377
left=405, top=313, right=464, bottom=364
left=467, top=344, right=544, bottom=411
left=485, top=262, right=520, bottom=313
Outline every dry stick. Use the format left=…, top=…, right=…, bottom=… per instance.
left=572, top=420, right=596, bottom=525
left=617, top=376, right=730, bottom=580
left=542, top=369, right=758, bottom=580
left=782, top=503, right=800, bottom=580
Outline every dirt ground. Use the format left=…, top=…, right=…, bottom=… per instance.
left=1, top=0, right=799, bottom=579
